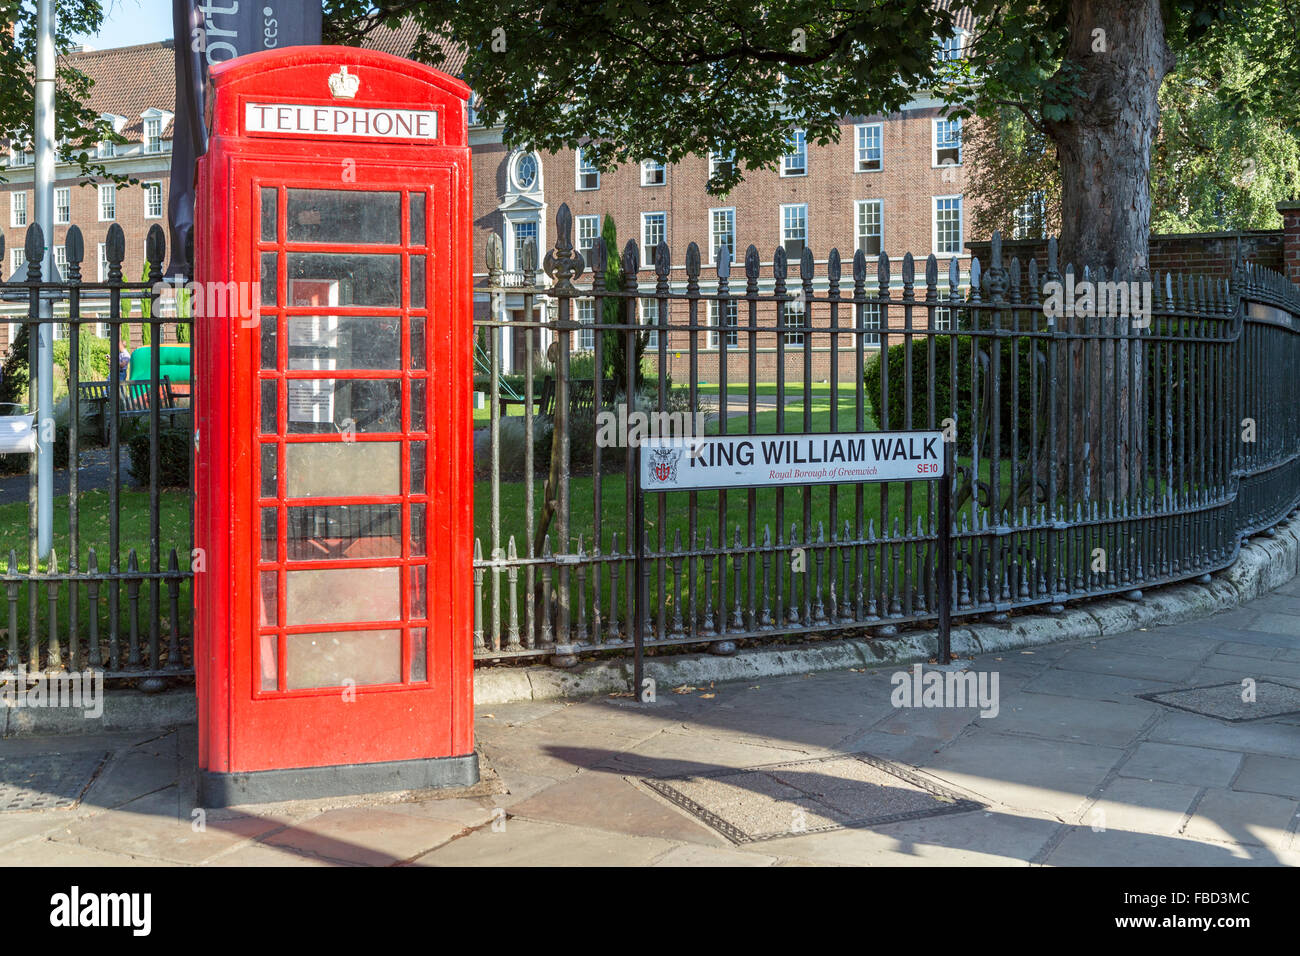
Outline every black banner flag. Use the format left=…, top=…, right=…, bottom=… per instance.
left=167, top=1, right=322, bottom=277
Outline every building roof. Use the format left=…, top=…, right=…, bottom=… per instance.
left=37, top=23, right=468, bottom=149
left=354, top=18, right=469, bottom=75
left=63, top=40, right=178, bottom=143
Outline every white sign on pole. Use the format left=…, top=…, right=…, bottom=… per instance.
left=640, top=431, right=946, bottom=492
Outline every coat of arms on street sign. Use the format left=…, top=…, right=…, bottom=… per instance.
left=648, top=445, right=681, bottom=485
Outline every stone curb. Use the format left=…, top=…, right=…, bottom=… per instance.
left=0, top=686, right=195, bottom=738
left=474, top=510, right=1300, bottom=705
left=4, top=513, right=1296, bottom=731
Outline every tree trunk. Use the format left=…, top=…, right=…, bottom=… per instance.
left=1048, top=0, right=1172, bottom=272
left=1045, top=0, right=1169, bottom=506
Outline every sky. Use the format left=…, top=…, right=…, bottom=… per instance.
left=71, top=0, right=175, bottom=49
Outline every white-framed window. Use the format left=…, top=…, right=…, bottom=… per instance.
left=575, top=147, right=600, bottom=190
left=10, top=190, right=27, bottom=227
left=933, top=196, right=963, bottom=255
left=509, top=151, right=539, bottom=192
left=97, top=139, right=116, bottom=159
left=1012, top=191, right=1046, bottom=240
left=142, top=115, right=165, bottom=153
left=934, top=117, right=962, bottom=167
left=937, top=31, right=964, bottom=62
left=641, top=212, right=666, bottom=267
left=512, top=219, right=539, bottom=269
left=98, top=183, right=116, bottom=222
left=709, top=299, right=738, bottom=349
left=780, top=203, right=807, bottom=258
left=708, top=150, right=735, bottom=183
left=861, top=301, right=881, bottom=345
left=856, top=200, right=883, bottom=256
left=10, top=248, right=25, bottom=278
left=781, top=130, right=807, bottom=176
left=97, top=242, right=108, bottom=282
left=577, top=298, right=596, bottom=350
left=52, top=246, right=67, bottom=282
left=54, top=186, right=71, bottom=225
left=709, top=207, right=735, bottom=265
left=640, top=159, right=666, bottom=186
left=783, top=298, right=806, bottom=346
left=144, top=181, right=163, bottom=219
left=855, top=123, right=882, bottom=172
left=576, top=214, right=599, bottom=254
left=639, top=297, right=660, bottom=348
left=932, top=305, right=954, bottom=331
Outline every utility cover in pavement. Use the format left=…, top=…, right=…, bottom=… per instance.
left=1140, top=680, right=1300, bottom=722
left=0, top=752, right=109, bottom=811
left=641, top=752, right=982, bottom=844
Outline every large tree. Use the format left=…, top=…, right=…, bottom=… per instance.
left=325, top=0, right=1264, bottom=274
left=0, top=2, right=127, bottom=188
left=966, top=0, right=1300, bottom=240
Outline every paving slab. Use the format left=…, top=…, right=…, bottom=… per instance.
left=986, top=692, right=1157, bottom=748
left=915, top=733, right=1125, bottom=817
left=650, top=843, right=777, bottom=866
left=1055, top=647, right=1202, bottom=683
left=1080, top=778, right=1200, bottom=836
left=1018, top=666, right=1172, bottom=703
left=1161, top=623, right=1300, bottom=650
left=261, top=807, right=466, bottom=866
left=1214, top=641, right=1282, bottom=660
left=207, top=843, right=356, bottom=866
left=1045, top=827, right=1259, bottom=866
left=1202, top=653, right=1300, bottom=678
left=80, top=746, right=181, bottom=811
left=506, top=771, right=725, bottom=844
left=1232, top=754, right=1300, bottom=799
left=602, top=732, right=822, bottom=778
left=48, top=787, right=287, bottom=865
left=1243, top=612, right=1300, bottom=637
left=0, top=837, right=186, bottom=866
left=1119, top=742, right=1243, bottom=788
left=1147, top=710, right=1300, bottom=760
left=757, top=807, right=1059, bottom=866
left=1101, top=632, right=1220, bottom=660
left=409, top=818, right=679, bottom=867
left=1182, top=789, right=1300, bottom=853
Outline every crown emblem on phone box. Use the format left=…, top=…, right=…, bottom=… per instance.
left=328, top=66, right=361, bottom=99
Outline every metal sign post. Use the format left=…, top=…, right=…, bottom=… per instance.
left=633, top=442, right=647, bottom=700
left=633, top=429, right=956, bottom=688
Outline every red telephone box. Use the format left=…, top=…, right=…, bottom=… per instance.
left=194, top=47, right=476, bottom=805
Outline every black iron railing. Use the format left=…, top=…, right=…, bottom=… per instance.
left=0, top=222, right=191, bottom=687
left=473, top=204, right=1300, bottom=664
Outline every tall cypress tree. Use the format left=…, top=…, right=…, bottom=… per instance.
left=598, top=213, right=644, bottom=398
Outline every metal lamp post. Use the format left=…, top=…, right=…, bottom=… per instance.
left=33, top=0, right=56, bottom=558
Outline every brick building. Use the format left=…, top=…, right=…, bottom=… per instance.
left=481, top=100, right=974, bottom=383
left=0, top=26, right=982, bottom=385
left=1, top=41, right=180, bottom=353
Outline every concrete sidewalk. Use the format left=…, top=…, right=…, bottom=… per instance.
left=3, top=587, right=1300, bottom=865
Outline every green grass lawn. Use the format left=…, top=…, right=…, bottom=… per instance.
left=0, top=489, right=192, bottom=667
